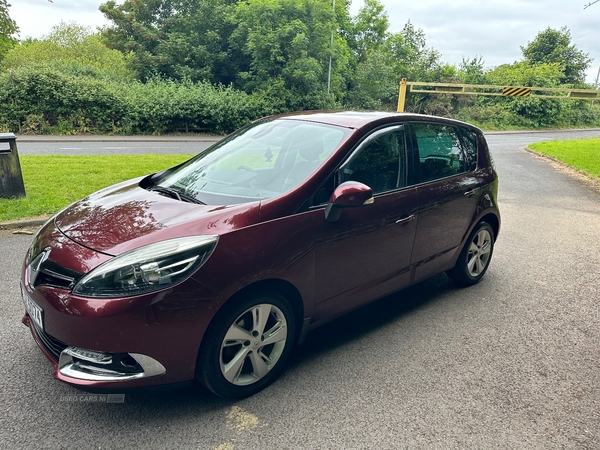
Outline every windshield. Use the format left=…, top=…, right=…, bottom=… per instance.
left=158, top=119, right=350, bottom=205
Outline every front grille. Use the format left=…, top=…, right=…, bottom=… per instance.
left=30, top=258, right=83, bottom=290
left=30, top=320, right=68, bottom=362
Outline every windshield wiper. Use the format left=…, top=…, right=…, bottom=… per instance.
left=147, top=186, right=205, bottom=205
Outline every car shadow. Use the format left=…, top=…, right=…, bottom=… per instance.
left=289, top=272, right=460, bottom=365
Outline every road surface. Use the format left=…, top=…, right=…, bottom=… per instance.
left=1, top=130, right=599, bottom=449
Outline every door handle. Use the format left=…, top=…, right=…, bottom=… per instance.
left=464, top=188, right=478, bottom=197
left=395, top=214, right=416, bottom=225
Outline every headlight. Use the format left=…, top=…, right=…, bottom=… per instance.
left=72, top=236, right=218, bottom=298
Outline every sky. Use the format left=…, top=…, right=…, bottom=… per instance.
left=8, top=0, right=600, bottom=84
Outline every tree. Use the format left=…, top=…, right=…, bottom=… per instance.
left=2, top=22, right=133, bottom=81
left=458, top=56, right=486, bottom=85
left=486, top=61, right=563, bottom=87
left=100, top=0, right=242, bottom=83
left=100, top=0, right=350, bottom=109
left=0, top=0, right=18, bottom=60
left=229, top=0, right=351, bottom=109
left=345, top=19, right=446, bottom=110
left=344, top=50, right=396, bottom=109
left=521, top=26, right=592, bottom=85
left=348, top=0, right=389, bottom=62
left=485, top=62, right=566, bottom=128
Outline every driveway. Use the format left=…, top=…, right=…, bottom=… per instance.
left=1, top=130, right=599, bottom=449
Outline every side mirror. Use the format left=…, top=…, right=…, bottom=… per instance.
left=325, top=181, right=374, bottom=222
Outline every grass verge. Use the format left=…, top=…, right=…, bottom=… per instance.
left=528, top=138, right=600, bottom=180
left=0, top=154, right=193, bottom=222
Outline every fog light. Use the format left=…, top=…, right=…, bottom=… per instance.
left=63, top=347, right=112, bottom=364
left=58, top=348, right=167, bottom=382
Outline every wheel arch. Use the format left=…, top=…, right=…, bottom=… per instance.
left=199, top=278, right=305, bottom=356
left=225, top=279, right=305, bottom=336
left=479, top=212, right=500, bottom=241
left=450, top=210, right=500, bottom=271
left=194, top=278, right=305, bottom=396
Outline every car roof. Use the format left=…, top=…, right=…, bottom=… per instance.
left=259, top=110, right=480, bottom=131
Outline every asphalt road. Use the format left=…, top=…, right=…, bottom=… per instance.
left=1, top=130, right=600, bottom=449
left=13, top=129, right=600, bottom=156
left=16, top=139, right=215, bottom=155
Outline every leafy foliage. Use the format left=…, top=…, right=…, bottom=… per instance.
left=118, top=78, right=268, bottom=134
left=349, top=0, right=389, bottom=62
left=0, top=65, right=126, bottom=134
left=1, top=3, right=598, bottom=133
left=345, top=17, right=446, bottom=110
left=2, top=22, right=134, bottom=81
left=0, top=0, right=18, bottom=60
left=0, top=66, right=269, bottom=135
left=100, top=0, right=241, bottom=84
left=521, top=27, right=592, bottom=85
left=100, top=0, right=347, bottom=110
left=458, top=57, right=486, bottom=85
left=230, top=0, right=347, bottom=109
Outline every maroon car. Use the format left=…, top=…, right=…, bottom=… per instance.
left=21, top=111, right=500, bottom=398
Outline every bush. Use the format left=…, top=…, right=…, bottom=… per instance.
left=118, top=78, right=270, bottom=135
left=0, top=66, right=271, bottom=135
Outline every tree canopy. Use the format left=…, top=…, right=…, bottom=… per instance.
left=229, top=0, right=351, bottom=110
left=521, top=26, right=592, bottom=85
left=99, top=0, right=241, bottom=83
left=1, top=2, right=598, bottom=134
left=3, top=22, right=133, bottom=80
left=0, top=0, right=18, bottom=60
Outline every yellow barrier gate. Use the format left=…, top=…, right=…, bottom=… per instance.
left=396, top=78, right=600, bottom=112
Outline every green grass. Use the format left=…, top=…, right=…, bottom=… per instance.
left=0, top=154, right=194, bottom=222
left=529, top=138, right=600, bottom=180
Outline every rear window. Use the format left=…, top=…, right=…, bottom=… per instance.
left=413, top=123, right=467, bottom=183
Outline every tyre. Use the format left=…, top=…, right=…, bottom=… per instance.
left=447, top=221, right=495, bottom=286
left=196, top=291, right=296, bottom=398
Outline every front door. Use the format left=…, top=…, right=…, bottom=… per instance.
left=310, top=125, right=419, bottom=322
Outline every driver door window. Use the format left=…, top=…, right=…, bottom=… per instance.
left=341, top=127, right=406, bottom=194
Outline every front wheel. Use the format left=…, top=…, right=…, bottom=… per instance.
left=196, top=292, right=296, bottom=398
left=447, top=221, right=495, bottom=286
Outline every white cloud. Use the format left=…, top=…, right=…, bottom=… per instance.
left=381, top=0, right=600, bottom=82
left=9, top=0, right=110, bottom=38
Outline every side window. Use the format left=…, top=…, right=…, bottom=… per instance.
left=340, top=127, right=405, bottom=194
left=413, top=123, right=466, bottom=183
left=459, top=128, right=478, bottom=172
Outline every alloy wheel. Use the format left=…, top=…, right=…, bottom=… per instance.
left=219, top=303, right=288, bottom=386
left=466, top=229, right=492, bottom=277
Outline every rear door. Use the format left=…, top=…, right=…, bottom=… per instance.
left=408, top=122, right=482, bottom=282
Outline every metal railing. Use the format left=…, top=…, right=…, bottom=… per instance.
left=397, top=78, right=600, bottom=112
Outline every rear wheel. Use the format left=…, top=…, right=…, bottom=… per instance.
left=197, top=292, right=296, bottom=398
left=447, top=221, right=494, bottom=286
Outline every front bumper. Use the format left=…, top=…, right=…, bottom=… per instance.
left=24, top=314, right=166, bottom=384
left=21, top=231, right=219, bottom=390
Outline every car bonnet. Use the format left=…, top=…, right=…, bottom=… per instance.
left=54, top=178, right=260, bottom=256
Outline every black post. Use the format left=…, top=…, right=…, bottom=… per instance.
left=0, top=133, right=26, bottom=199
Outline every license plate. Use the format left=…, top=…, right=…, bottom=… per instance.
left=21, top=283, right=44, bottom=331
